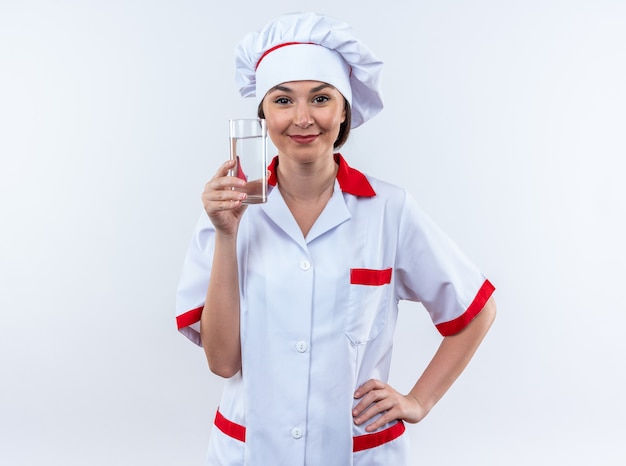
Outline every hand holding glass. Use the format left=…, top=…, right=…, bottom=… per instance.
left=229, top=119, right=268, bottom=204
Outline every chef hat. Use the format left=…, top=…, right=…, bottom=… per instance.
left=234, top=12, right=384, bottom=128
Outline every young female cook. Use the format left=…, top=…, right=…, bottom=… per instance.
left=176, top=12, right=496, bottom=465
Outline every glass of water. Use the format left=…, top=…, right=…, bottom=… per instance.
left=229, top=118, right=268, bottom=204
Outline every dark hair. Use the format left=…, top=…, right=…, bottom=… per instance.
left=257, top=98, right=352, bottom=150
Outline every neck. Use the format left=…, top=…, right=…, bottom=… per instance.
left=276, top=154, right=338, bottom=202
left=275, top=154, right=339, bottom=238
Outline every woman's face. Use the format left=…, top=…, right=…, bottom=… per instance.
left=262, top=80, right=346, bottom=162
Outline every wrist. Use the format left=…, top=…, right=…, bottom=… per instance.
left=407, top=390, right=435, bottom=418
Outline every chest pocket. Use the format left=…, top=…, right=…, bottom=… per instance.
left=346, top=268, right=393, bottom=345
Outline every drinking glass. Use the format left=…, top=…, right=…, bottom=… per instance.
left=229, top=118, right=268, bottom=204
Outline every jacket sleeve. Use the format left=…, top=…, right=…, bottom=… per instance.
left=394, top=191, right=494, bottom=336
left=175, top=212, right=216, bottom=346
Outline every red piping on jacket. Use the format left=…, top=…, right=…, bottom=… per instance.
left=214, top=409, right=405, bottom=452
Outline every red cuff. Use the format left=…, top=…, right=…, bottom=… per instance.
left=435, top=279, right=495, bottom=336
left=176, top=306, right=203, bottom=330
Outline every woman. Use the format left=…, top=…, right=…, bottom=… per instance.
left=176, top=12, right=496, bottom=466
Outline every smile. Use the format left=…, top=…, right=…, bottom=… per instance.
left=290, top=134, right=319, bottom=144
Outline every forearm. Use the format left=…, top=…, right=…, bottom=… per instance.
left=409, top=297, right=496, bottom=414
left=201, top=231, right=242, bottom=377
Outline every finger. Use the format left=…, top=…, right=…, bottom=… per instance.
left=202, top=182, right=246, bottom=202
left=352, top=386, right=388, bottom=418
left=204, top=160, right=241, bottom=191
left=353, top=394, right=394, bottom=425
left=213, top=159, right=237, bottom=178
left=354, top=379, right=385, bottom=399
left=202, top=176, right=247, bottom=199
left=204, top=175, right=246, bottom=196
left=363, top=408, right=397, bottom=432
left=202, top=190, right=247, bottom=216
left=352, top=392, right=378, bottom=416
left=202, top=185, right=247, bottom=216
left=211, top=196, right=247, bottom=210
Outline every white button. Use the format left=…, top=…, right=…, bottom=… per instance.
left=291, top=427, right=303, bottom=439
left=295, top=341, right=308, bottom=353
left=299, top=260, right=311, bottom=271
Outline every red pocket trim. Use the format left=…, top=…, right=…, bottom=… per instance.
left=214, top=409, right=246, bottom=442
left=214, top=409, right=404, bottom=451
left=353, top=420, right=405, bottom=452
left=350, top=268, right=392, bottom=286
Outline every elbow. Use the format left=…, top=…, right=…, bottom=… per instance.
left=205, top=352, right=241, bottom=378
left=208, top=362, right=241, bottom=379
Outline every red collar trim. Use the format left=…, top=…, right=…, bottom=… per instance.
left=267, top=154, right=376, bottom=197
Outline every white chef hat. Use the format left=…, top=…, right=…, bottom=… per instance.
left=234, top=12, right=384, bottom=128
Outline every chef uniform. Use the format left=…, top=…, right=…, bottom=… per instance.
left=176, top=12, right=495, bottom=466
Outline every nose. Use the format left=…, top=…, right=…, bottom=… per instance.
left=293, top=103, right=313, bottom=128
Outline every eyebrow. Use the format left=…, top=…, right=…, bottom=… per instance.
left=268, top=83, right=334, bottom=94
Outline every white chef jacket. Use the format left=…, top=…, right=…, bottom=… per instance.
left=176, top=154, right=495, bottom=466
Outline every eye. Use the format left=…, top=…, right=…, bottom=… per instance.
left=313, top=95, right=330, bottom=104
left=273, top=97, right=291, bottom=105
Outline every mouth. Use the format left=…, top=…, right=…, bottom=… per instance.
left=289, top=134, right=319, bottom=144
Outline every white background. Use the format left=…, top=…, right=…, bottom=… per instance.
left=1, top=0, right=625, bottom=464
